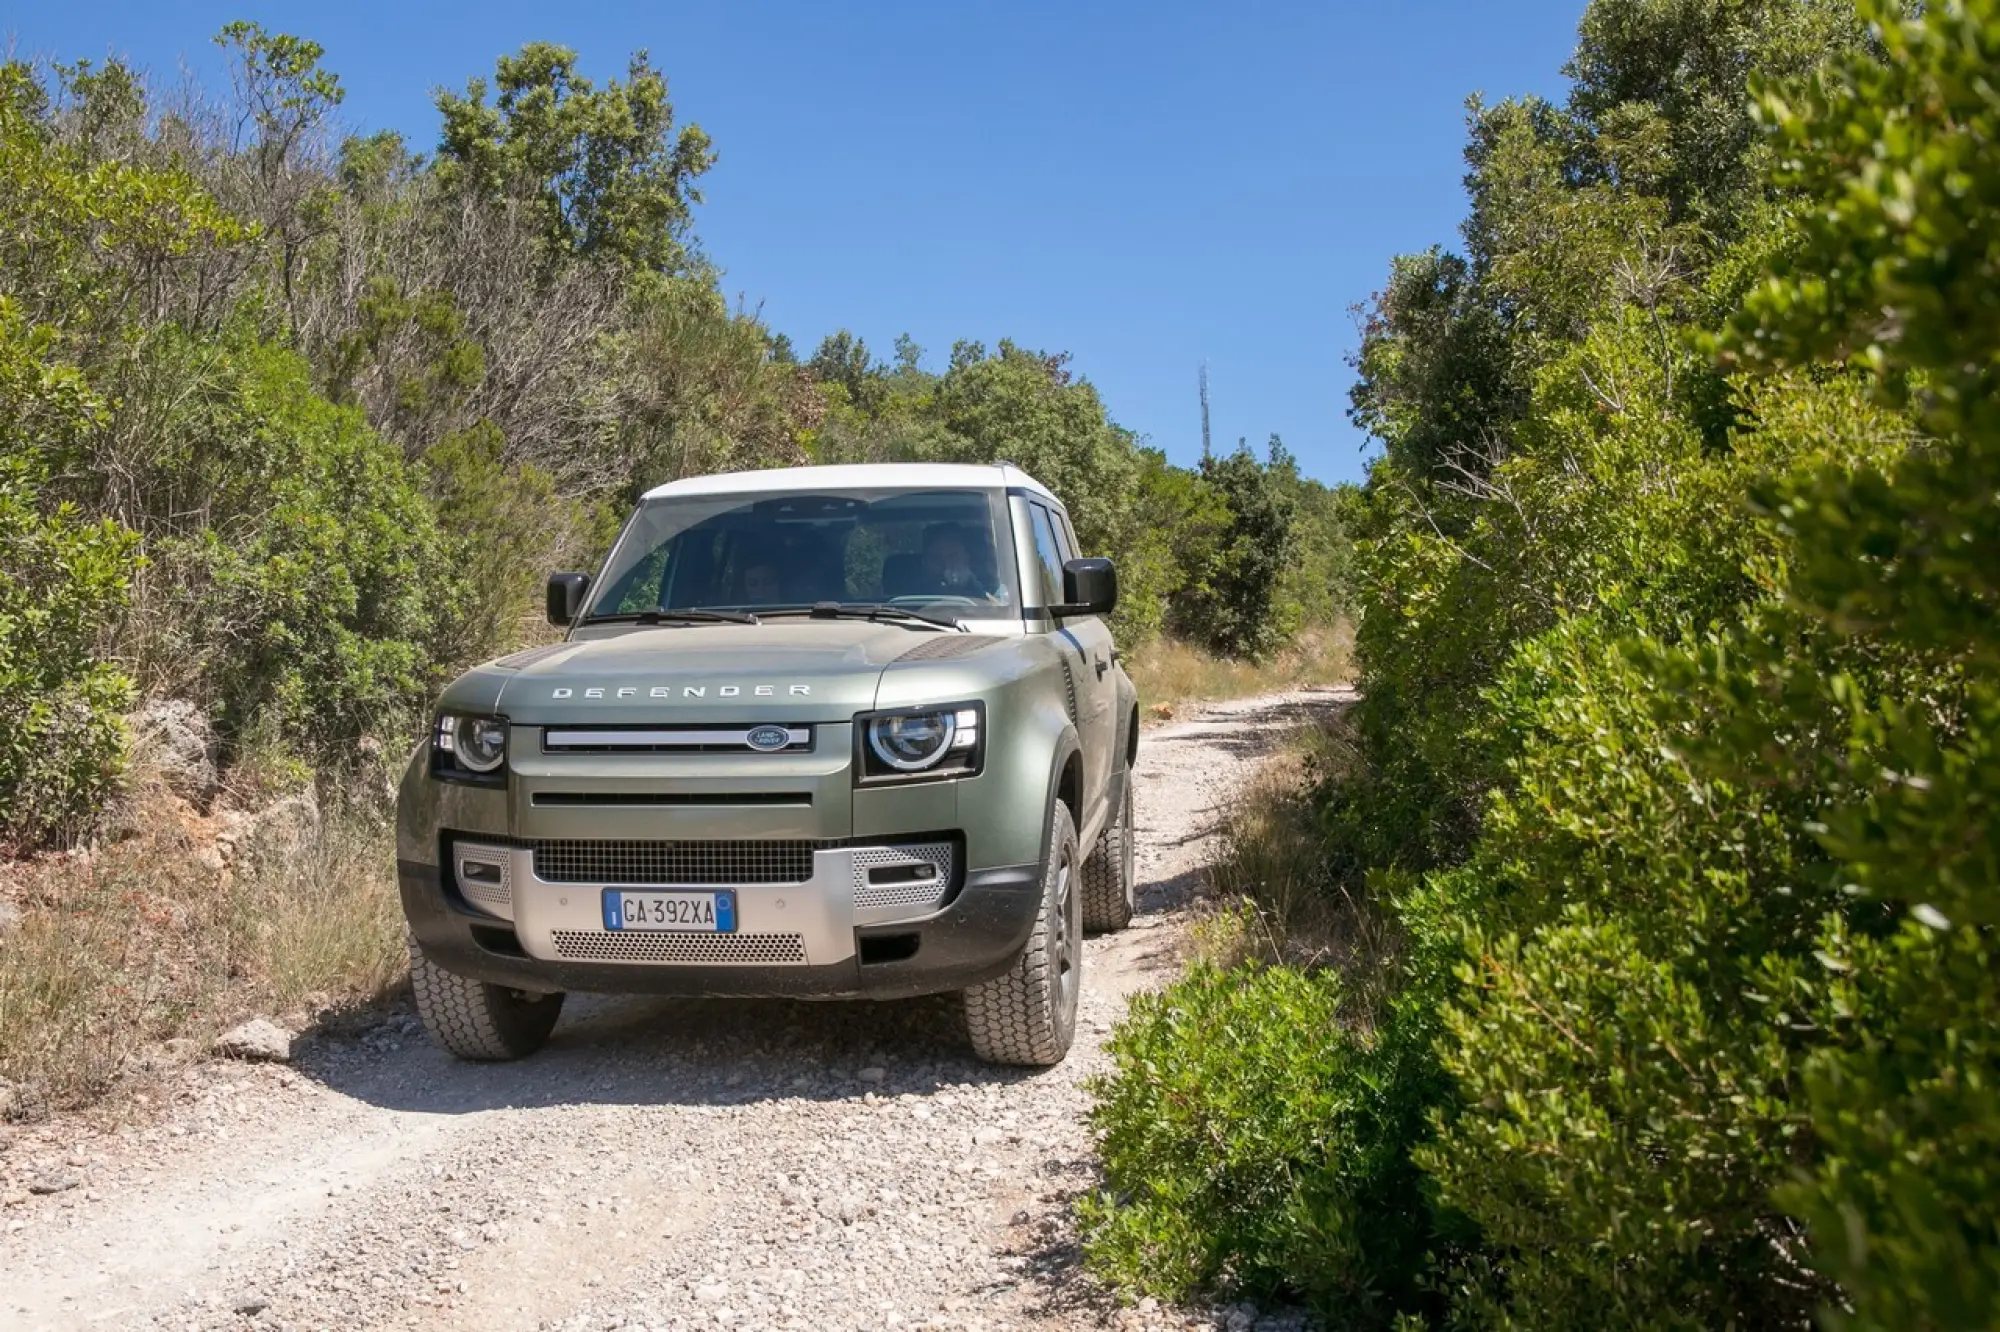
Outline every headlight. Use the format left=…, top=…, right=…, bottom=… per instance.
left=859, top=704, right=981, bottom=781
left=434, top=713, right=508, bottom=778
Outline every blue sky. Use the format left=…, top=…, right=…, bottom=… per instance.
left=6, top=2, right=1583, bottom=485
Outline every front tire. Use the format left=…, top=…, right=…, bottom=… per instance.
left=964, top=802, right=1082, bottom=1066
left=1080, top=767, right=1136, bottom=933
left=408, top=933, right=564, bottom=1061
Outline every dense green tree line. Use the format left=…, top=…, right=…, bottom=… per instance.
left=0, top=26, right=1349, bottom=848
left=1087, top=1, right=1999, bottom=1327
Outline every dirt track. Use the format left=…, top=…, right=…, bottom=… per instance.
left=0, top=689, right=1350, bottom=1332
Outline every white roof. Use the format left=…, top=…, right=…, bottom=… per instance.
left=641, top=462, right=1058, bottom=505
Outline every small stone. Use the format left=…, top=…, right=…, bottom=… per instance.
left=232, top=1295, right=269, bottom=1315
left=972, top=1127, right=1004, bottom=1147
left=856, top=1067, right=886, bottom=1084
left=28, top=1172, right=80, bottom=1195
left=216, top=1019, right=293, bottom=1063
left=695, top=1282, right=728, bottom=1304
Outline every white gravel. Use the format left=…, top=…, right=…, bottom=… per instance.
left=0, top=689, right=1350, bottom=1332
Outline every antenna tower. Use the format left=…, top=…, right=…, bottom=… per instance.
left=1199, top=361, right=1211, bottom=462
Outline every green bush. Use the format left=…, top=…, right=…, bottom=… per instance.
left=0, top=319, right=137, bottom=845
left=1091, top=2, right=2000, bottom=1327
left=1167, top=441, right=1302, bottom=658
left=1082, top=963, right=1452, bottom=1326
left=137, top=334, right=456, bottom=774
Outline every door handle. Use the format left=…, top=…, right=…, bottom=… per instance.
left=1094, top=656, right=1109, bottom=679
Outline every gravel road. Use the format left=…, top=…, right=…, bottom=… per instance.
left=0, top=689, right=1350, bottom=1332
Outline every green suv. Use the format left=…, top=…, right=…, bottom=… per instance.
left=396, top=463, right=1140, bottom=1067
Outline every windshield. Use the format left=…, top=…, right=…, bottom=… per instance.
left=584, top=486, right=1021, bottom=620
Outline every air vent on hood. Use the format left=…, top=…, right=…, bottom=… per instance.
left=494, top=642, right=576, bottom=670
left=894, top=635, right=1004, bottom=662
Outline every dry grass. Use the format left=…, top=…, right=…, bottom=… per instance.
left=0, top=785, right=404, bottom=1116
left=1190, top=705, right=1399, bottom=1020
left=1126, top=621, right=1353, bottom=719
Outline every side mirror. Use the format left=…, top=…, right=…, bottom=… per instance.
left=546, top=573, right=591, bottom=627
left=1056, top=557, right=1117, bottom=617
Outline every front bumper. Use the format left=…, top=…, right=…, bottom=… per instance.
left=399, top=840, right=1042, bottom=999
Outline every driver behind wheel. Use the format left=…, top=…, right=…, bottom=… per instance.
left=919, top=522, right=1003, bottom=602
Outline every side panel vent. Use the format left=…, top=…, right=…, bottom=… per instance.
left=1058, top=655, right=1078, bottom=723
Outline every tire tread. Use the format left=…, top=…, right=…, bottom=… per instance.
left=408, top=934, right=563, bottom=1061
left=964, top=804, right=1079, bottom=1066
left=1080, top=770, right=1135, bottom=933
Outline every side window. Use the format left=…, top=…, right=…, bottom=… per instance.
left=1027, top=504, right=1066, bottom=608
left=1051, top=509, right=1080, bottom=562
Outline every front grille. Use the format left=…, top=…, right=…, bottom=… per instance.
left=532, top=839, right=828, bottom=885
left=551, top=929, right=807, bottom=964
left=541, top=726, right=812, bottom=754
left=532, top=792, right=812, bottom=808
left=852, top=843, right=955, bottom=909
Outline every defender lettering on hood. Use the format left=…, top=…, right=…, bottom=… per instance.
left=550, top=684, right=813, bottom=700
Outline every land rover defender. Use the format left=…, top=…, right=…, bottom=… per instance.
left=396, top=463, right=1139, bottom=1066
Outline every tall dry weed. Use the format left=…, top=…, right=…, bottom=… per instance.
left=1192, top=706, right=1398, bottom=1023
left=0, top=781, right=403, bottom=1115
left=1126, top=621, right=1353, bottom=716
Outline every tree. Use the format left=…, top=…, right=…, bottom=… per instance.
left=1168, top=440, right=1300, bottom=658
left=435, top=44, right=714, bottom=275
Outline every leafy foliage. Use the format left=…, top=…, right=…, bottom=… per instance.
left=435, top=43, right=714, bottom=275
left=0, top=311, right=137, bottom=848
left=1089, top=1, right=2000, bottom=1327
left=1082, top=964, right=1450, bottom=1328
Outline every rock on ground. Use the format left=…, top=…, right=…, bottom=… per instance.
left=214, top=1019, right=294, bottom=1063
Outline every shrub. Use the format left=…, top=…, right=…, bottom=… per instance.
left=0, top=312, right=139, bottom=849
left=1089, top=3, right=2000, bottom=1327
left=1082, top=962, right=1453, bottom=1327
left=122, top=333, right=456, bottom=776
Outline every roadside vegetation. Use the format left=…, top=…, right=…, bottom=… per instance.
left=1124, top=622, right=1351, bottom=719
left=1084, top=1, right=2000, bottom=1327
left=0, top=28, right=1350, bottom=1110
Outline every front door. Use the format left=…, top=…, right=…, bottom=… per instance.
left=1026, top=501, right=1116, bottom=832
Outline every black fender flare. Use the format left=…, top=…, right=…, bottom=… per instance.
left=1037, top=724, right=1084, bottom=879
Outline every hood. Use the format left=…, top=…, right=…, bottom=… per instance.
left=478, top=621, right=927, bottom=724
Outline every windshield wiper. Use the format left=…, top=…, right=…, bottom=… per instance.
left=764, top=602, right=967, bottom=632
left=580, top=607, right=761, bottom=627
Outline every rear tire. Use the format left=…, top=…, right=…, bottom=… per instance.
left=408, top=933, right=564, bottom=1061
left=1080, top=767, right=1136, bottom=933
left=964, top=802, right=1081, bottom=1067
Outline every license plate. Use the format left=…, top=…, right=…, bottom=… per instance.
left=602, top=890, right=737, bottom=933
